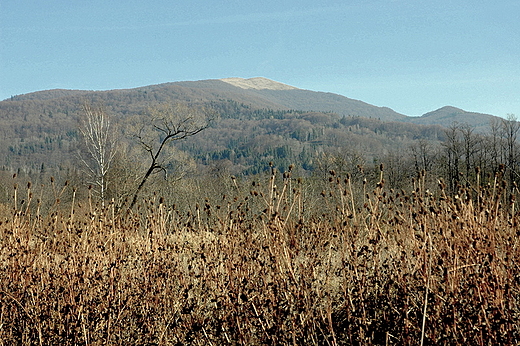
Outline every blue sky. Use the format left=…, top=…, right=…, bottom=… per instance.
left=1, top=0, right=519, bottom=117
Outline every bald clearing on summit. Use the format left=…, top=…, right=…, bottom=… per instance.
left=220, top=77, right=299, bottom=90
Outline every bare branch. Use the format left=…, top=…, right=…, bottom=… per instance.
left=128, top=103, right=216, bottom=210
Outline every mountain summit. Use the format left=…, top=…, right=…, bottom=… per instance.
left=3, top=77, right=499, bottom=128
left=219, top=77, right=299, bottom=90
left=406, top=106, right=496, bottom=132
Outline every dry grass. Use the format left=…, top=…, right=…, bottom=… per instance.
left=0, top=169, right=519, bottom=345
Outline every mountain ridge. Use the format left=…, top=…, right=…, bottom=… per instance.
left=405, top=105, right=497, bottom=132
left=3, top=77, right=500, bottom=130
left=0, top=77, right=506, bottom=177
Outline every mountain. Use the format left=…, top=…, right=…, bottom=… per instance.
left=407, top=106, right=497, bottom=133
left=6, top=77, right=407, bottom=122
left=217, top=77, right=408, bottom=121
left=0, top=77, right=505, bottom=177
left=0, top=77, right=449, bottom=175
left=6, top=77, right=500, bottom=128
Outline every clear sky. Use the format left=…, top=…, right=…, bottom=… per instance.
left=1, top=0, right=519, bottom=117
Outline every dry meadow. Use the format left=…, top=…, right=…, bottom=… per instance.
left=0, top=168, right=519, bottom=345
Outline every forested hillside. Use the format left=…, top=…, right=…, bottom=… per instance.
left=0, top=78, right=517, bottom=208
left=0, top=92, right=444, bottom=175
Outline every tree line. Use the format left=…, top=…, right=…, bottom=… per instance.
left=0, top=101, right=518, bottom=211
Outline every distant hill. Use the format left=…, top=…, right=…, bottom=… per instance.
left=5, top=78, right=406, bottom=121
left=0, top=77, right=505, bottom=177
left=406, top=106, right=497, bottom=133
left=7, top=77, right=500, bottom=128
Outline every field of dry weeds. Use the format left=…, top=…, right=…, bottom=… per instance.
left=0, top=169, right=519, bottom=345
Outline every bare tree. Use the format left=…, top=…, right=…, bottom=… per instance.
left=501, top=114, right=520, bottom=186
left=459, top=123, right=483, bottom=184
left=79, top=103, right=117, bottom=206
left=409, top=139, right=437, bottom=175
left=487, top=117, right=503, bottom=175
left=129, top=103, right=215, bottom=210
left=442, top=123, right=463, bottom=192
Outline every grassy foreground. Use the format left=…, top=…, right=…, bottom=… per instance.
left=0, top=170, right=519, bottom=345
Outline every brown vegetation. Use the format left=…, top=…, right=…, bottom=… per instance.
left=1, top=166, right=519, bottom=345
